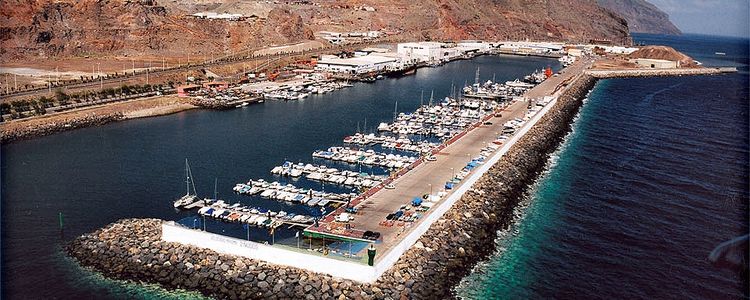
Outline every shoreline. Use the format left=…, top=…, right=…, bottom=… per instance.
left=0, top=96, right=196, bottom=144
left=64, top=71, right=597, bottom=298
left=2, top=59, right=733, bottom=145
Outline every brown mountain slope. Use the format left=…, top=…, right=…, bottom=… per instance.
left=0, top=0, right=313, bottom=61
left=597, top=0, right=681, bottom=35
left=0, top=0, right=632, bottom=62
left=278, top=0, right=633, bottom=44
left=629, top=45, right=696, bottom=66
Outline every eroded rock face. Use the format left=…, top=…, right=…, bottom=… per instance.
left=598, top=0, right=681, bottom=35
left=0, top=0, right=314, bottom=60
left=1, top=0, right=633, bottom=61
left=66, top=75, right=598, bottom=299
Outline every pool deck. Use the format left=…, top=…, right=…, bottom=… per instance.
left=306, top=57, right=595, bottom=260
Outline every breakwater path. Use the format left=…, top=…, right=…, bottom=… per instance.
left=66, top=63, right=598, bottom=299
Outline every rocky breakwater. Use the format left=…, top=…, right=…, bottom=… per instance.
left=397, top=74, right=597, bottom=297
left=66, top=75, right=597, bottom=299
left=1, top=112, right=123, bottom=143
left=586, top=67, right=735, bottom=79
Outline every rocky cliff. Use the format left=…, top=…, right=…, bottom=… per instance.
left=295, top=0, right=632, bottom=44
left=1, top=0, right=634, bottom=61
left=597, top=0, right=681, bottom=35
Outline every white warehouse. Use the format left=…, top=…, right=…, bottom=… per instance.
left=397, top=42, right=455, bottom=62
left=315, top=55, right=397, bottom=74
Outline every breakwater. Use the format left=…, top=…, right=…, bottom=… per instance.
left=0, top=112, right=123, bottom=143
left=586, top=67, right=736, bottom=79
left=65, top=73, right=597, bottom=299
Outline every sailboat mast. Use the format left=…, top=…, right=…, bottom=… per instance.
left=185, top=158, right=190, bottom=196
left=420, top=90, right=424, bottom=108
left=393, top=101, right=398, bottom=123
left=188, top=162, right=197, bottom=196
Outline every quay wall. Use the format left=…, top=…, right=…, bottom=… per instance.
left=65, top=74, right=598, bottom=299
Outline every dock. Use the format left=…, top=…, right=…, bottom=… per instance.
left=304, top=57, right=596, bottom=260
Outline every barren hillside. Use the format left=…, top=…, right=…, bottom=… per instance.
left=1, top=0, right=635, bottom=62
left=0, top=0, right=313, bottom=61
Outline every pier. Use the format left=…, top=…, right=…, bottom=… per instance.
left=160, top=55, right=597, bottom=283
left=585, top=66, right=737, bottom=78
left=304, top=57, right=595, bottom=262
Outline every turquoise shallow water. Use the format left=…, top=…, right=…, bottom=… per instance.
left=56, top=248, right=208, bottom=300
left=456, top=34, right=749, bottom=299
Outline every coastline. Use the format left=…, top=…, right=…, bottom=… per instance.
left=0, top=96, right=196, bottom=143
left=65, top=73, right=597, bottom=299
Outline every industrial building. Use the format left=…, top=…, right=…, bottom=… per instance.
left=190, top=12, right=246, bottom=21
left=396, top=42, right=464, bottom=62
left=498, top=42, right=564, bottom=55
left=632, top=58, right=679, bottom=69
left=315, top=55, right=398, bottom=74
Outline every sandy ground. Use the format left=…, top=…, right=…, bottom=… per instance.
left=591, top=57, right=640, bottom=70
left=0, top=95, right=196, bottom=133
left=253, top=41, right=327, bottom=56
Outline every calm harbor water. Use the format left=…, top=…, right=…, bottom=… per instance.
left=1, top=55, right=559, bottom=299
left=457, top=34, right=749, bottom=299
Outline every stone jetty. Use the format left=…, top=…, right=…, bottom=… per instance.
left=66, top=74, right=597, bottom=299
left=1, top=112, right=123, bottom=143
left=586, top=67, right=736, bottom=79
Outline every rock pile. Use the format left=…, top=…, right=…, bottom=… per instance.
left=190, top=98, right=236, bottom=110
left=66, top=75, right=597, bottom=299
left=1, top=112, right=123, bottom=143
left=587, top=67, right=728, bottom=79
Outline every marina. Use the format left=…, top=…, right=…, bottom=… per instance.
left=168, top=58, right=573, bottom=260
left=270, top=162, right=387, bottom=188
left=1, top=53, right=568, bottom=298
left=1, top=0, right=745, bottom=295
left=233, top=179, right=354, bottom=205
left=302, top=55, right=594, bottom=261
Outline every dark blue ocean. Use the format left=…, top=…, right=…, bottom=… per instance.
left=457, top=34, right=749, bottom=299
left=1, top=55, right=560, bottom=299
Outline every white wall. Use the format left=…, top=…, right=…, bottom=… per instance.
left=162, top=222, right=378, bottom=282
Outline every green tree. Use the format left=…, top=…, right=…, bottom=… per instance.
left=121, top=84, right=132, bottom=95
left=0, top=103, right=11, bottom=115
left=38, top=96, right=54, bottom=108
left=32, top=103, right=46, bottom=116
left=55, top=88, right=70, bottom=105
left=10, top=100, right=30, bottom=112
